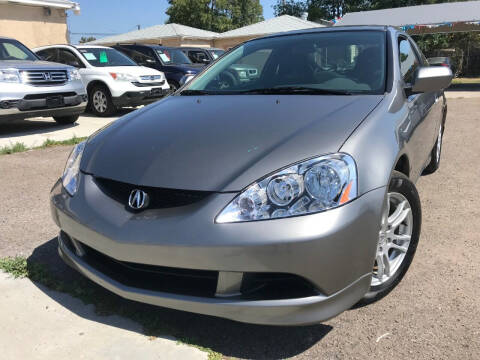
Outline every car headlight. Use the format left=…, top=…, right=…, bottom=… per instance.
left=0, top=69, right=21, bottom=83
left=68, top=69, right=82, bottom=81
left=110, top=72, right=136, bottom=81
left=216, top=153, right=357, bottom=223
left=62, top=141, right=86, bottom=196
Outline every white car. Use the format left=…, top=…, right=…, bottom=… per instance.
left=33, top=45, right=170, bottom=116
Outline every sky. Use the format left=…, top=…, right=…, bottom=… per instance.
left=68, top=0, right=277, bottom=44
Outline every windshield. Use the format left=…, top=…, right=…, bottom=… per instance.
left=0, top=39, right=38, bottom=61
left=156, top=48, right=192, bottom=65
left=209, top=49, right=225, bottom=60
left=182, top=31, right=386, bottom=95
left=79, top=48, right=136, bottom=67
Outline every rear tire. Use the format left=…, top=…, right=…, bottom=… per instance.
left=422, top=122, right=444, bottom=175
left=89, top=85, right=116, bottom=117
left=359, top=171, right=422, bottom=305
left=53, top=114, right=79, bottom=124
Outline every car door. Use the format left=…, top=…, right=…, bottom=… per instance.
left=398, top=37, right=438, bottom=178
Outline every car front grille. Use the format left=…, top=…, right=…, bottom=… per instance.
left=21, top=70, right=68, bottom=86
left=94, top=177, right=213, bottom=210
left=132, top=81, right=165, bottom=87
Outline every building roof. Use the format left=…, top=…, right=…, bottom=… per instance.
left=337, top=0, right=480, bottom=26
left=218, top=15, right=324, bottom=39
left=88, top=23, right=219, bottom=45
left=0, top=0, right=80, bottom=10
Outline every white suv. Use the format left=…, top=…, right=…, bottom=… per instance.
left=34, top=45, right=170, bottom=116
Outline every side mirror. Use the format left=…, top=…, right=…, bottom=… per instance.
left=411, top=66, right=453, bottom=93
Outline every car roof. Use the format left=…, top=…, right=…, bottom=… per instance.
left=256, top=25, right=393, bottom=42
left=75, top=45, right=111, bottom=49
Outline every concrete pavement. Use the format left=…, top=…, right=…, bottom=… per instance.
left=0, top=272, right=207, bottom=360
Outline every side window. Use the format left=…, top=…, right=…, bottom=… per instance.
left=398, top=38, right=419, bottom=84
left=188, top=50, right=208, bottom=63
left=131, top=47, right=156, bottom=65
left=57, top=49, right=83, bottom=68
left=36, top=48, right=57, bottom=62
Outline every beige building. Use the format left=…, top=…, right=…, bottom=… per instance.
left=0, top=0, right=80, bottom=48
left=89, top=15, right=325, bottom=50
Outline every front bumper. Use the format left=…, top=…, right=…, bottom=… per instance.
left=0, top=94, right=87, bottom=121
left=50, top=175, right=386, bottom=325
left=112, top=89, right=169, bottom=108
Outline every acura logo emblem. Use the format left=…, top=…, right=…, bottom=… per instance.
left=43, top=72, right=51, bottom=80
left=128, top=189, right=149, bottom=210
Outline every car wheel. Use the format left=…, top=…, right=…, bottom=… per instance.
left=360, top=170, right=422, bottom=305
left=53, top=114, right=79, bottom=124
left=90, top=85, right=116, bottom=117
left=422, top=122, right=444, bottom=175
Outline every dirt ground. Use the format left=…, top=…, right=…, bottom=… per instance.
left=0, top=98, right=479, bottom=359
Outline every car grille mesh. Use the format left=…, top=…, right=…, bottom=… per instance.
left=21, top=70, right=68, bottom=86
left=94, top=177, right=213, bottom=210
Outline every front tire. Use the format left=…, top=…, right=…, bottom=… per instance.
left=360, top=171, right=422, bottom=305
left=53, top=114, right=79, bottom=124
left=89, top=85, right=116, bottom=117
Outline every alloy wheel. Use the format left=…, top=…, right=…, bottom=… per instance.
left=93, top=90, right=107, bottom=113
left=371, top=192, right=413, bottom=286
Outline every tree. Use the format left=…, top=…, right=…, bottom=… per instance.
left=79, top=36, right=96, bottom=44
left=273, top=0, right=308, bottom=17
left=166, top=0, right=263, bottom=32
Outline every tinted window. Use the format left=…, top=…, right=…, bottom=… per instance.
left=0, top=39, right=37, bottom=61
left=184, top=31, right=386, bottom=95
left=57, top=49, right=83, bottom=67
left=188, top=50, right=208, bottom=63
left=78, top=48, right=136, bottom=67
left=156, top=48, right=192, bottom=65
left=117, top=47, right=156, bottom=66
left=36, top=48, right=57, bottom=62
left=399, top=38, right=419, bottom=84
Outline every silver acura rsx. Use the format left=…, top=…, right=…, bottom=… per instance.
left=50, top=26, right=452, bottom=325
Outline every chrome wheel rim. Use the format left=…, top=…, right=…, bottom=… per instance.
left=93, top=90, right=107, bottom=113
left=371, top=192, right=413, bottom=286
left=436, top=124, right=443, bottom=164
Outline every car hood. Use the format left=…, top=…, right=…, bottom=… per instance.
left=99, top=65, right=162, bottom=76
left=81, top=94, right=383, bottom=192
left=0, top=60, right=72, bottom=70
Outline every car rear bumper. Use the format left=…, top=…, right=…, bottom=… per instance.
left=0, top=94, right=87, bottom=121
left=50, top=176, right=386, bottom=325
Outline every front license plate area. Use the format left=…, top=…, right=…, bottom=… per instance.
left=46, top=95, right=64, bottom=108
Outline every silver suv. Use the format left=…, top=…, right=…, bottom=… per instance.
left=0, top=37, right=87, bottom=124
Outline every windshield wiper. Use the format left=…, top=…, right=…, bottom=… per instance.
left=238, top=86, right=354, bottom=95
left=179, top=89, right=211, bottom=96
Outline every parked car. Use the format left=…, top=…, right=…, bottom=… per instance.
left=51, top=26, right=452, bottom=325
left=428, top=57, right=456, bottom=76
left=112, top=44, right=203, bottom=92
left=181, top=47, right=225, bottom=64
left=0, top=37, right=87, bottom=124
left=34, top=45, right=169, bottom=116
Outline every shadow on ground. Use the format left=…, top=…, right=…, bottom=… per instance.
left=0, top=119, right=78, bottom=138
left=28, top=238, right=332, bottom=359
